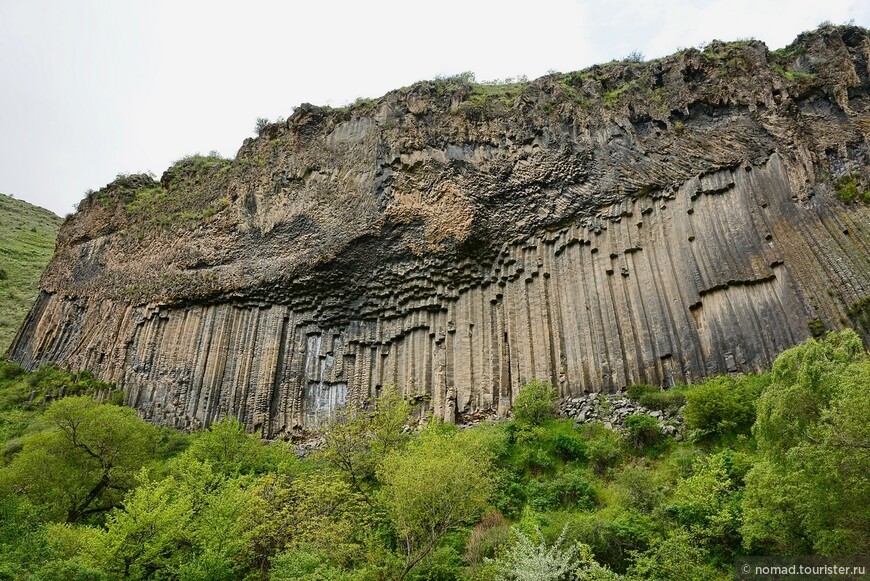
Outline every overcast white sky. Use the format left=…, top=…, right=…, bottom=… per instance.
left=1, top=0, right=867, bottom=217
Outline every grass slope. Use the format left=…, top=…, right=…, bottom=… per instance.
left=0, top=194, right=62, bottom=353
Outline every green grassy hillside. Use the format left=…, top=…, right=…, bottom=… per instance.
left=0, top=194, right=62, bottom=353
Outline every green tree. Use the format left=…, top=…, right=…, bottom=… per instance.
left=378, top=429, right=491, bottom=579
left=88, top=475, right=192, bottom=579
left=0, top=396, right=158, bottom=523
left=178, top=477, right=263, bottom=579
left=626, top=530, right=728, bottom=581
left=320, top=387, right=409, bottom=501
left=513, top=380, right=558, bottom=425
left=743, top=330, right=870, bottom=555
left=187, top=417, right=280, bottom=476
left=247, top=472, right=368, bottom=570
left=683, top=374, right=768, bottom=443
left=665, top=453, right=742, bottom=563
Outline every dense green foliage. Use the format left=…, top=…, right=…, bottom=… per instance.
left=625, top=383, right=686, bottom=413
left=743, top=331, right=870, bottom=555
left=0, top=330, right=868, bottom=578
left=511, top=379, right=557, bottom=425
left=834, top=173, right=870, bottom=204
left=0, top=194, right=62, bottom=352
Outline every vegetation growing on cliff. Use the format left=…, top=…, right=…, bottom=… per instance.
left=0, top=194, right=61, bottom=353
left=0, top=331, right=867, bottom=579
left=77, top=153, right=233, bottom=236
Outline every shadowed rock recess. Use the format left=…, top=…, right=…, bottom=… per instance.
left=9, top=26, right=870, bottom=436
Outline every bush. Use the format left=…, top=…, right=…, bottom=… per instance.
left=270, top=548, right=351, bottom=580
left=834, top=173, right=870, bottom=204
left=488, top=526, right=582, bottom=581
left=512, top=380, right=557, bottom=425
left=509, top=420, right=588, bottom=476
left=626, top=384, right=686, bottom=413
left=611, top=464, right=664, bottom=513
left=254, top=117, right=270, bottom=136
left=581, top=424, right=622, bottom=475
left=627, top=530, right=729, bottom=581
left=552, top=432, right=587, bottom=462
left=623, top=414, right=664, bottom=452
left=563, top=508, right=660, bottom=573
left=0, top=361, right=24, bottom=382
left=187, top=418, right=265, bottom=476
left=683, top=374, right=768, bottom=443
left=410, top=543, right=464, bottom=581
left=625, top=384, right=656, bottom=400
left=464, top=510, right=512, bottom=573
left=665, top=453, right=742, bottom=563
left=525, top=468, right=596, bottom=511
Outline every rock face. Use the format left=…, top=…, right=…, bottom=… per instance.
left=9, top=26, right=870, bottom=437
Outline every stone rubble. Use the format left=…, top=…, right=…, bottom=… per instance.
left=558, top=392, right=684, bottom=440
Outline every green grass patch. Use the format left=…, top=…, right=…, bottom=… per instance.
left=835, top=173, right=870, bottom=204
left=123, top=154, right=232, bottom=233
left=772, top=65, right=816, bottom=81
left=626, top=383, right=687, bottom=413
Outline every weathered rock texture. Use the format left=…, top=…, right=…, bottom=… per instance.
left=9, top=26, right=870, bottom=436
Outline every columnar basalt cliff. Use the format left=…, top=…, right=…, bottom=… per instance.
left=9, top=26, right=870, bottom=436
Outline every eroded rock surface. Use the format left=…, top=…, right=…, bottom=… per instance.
left=9, top=26, right=870, bottom=436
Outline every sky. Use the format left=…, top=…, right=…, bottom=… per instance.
left=1, top=0, right=867, bottom=217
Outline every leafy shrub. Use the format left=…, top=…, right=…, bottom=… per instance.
left=186, top=418, right=283, bottom=476
left=627, top=530, right=728, bottom=581
left=512, top=380, right=558, bottom=425
left=664, top=453, right=742, bottom=563
left=683, top=374, right=768, bottom=443
left=510, top=420, right=588, bottom=476
left=552, top=432, right=587, bottom=462
left=379, top=429, right=492, bottom=578
left=563, top=507, right=660, bottom=573
left=0, top=361, right=24, bottom=382
left=807, top=317, right=825, bottom=337
left=611, top=464, right=664, bottom=513
left=410, top=543, right=465, bottom=581
left=662, top=444, right=705, bottom=479
left=516, top=445, right=557, bottom=475
left=270, top=548, right=351, bottom=580
left=623, top=414, right=664, bottom=452
left=464, top=510, right=512, bottom=573
left=525, top=468, right=596, bottom=511
left=626, top=384, right=686, bottom=412
left=625, top=384, right=656, bottom=400
left=834, top=173, right=870, bottom=203
left=489, top=526, right=582, bottom=581
left=581, top=424, right=622, bottom=475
